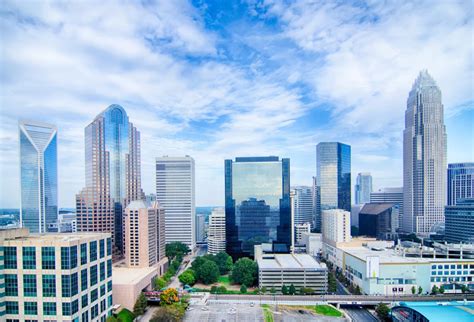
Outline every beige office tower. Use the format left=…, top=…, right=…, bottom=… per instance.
left=124, top=201, right=166, bottom=268
left=76, top=104, right=143, bottom=256
left=208, top=208, right=226, bottom=255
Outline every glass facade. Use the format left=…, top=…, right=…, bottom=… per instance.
left=23, top=274, right=37, bottom=297
left=43, top=302, right=56, bottom=316
left=19, top=121, right=58, bottom=233
left=316, top=142, right=351, bottom=212
left=42, top=274, right=56, bottom=297
left=225, top=156, right=291, bottom=259
left=447, top=163, right=474, bottom=206
left=42, top=246, right=55, bottom=269
left=4, top=246, right=17, bottom=269
left=355, top=172, right=372, bottom=205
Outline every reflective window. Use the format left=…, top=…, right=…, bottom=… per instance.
left=80, top=243, right=87, bottom=265
left=6, top=301, right=19, bottom=314
left=22, top=247, right=36, bottom=269
left=24, top=302, right=37, bottom=315
left=5, top=274, right=18, bottom=296
left=23, top=274, right=37, bottom=297
left=4, top=247, right=17, bottom=269
left=43, top=302, right=56, bottom=316
left=42, top=275, right=56, bottom=297
left=42, top=247, right=55, bottom=269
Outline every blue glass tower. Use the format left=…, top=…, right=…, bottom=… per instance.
left=316, top=142, right=351, bottom=213
left=225, top=157, right=291, bottom=260
left=19, top=120, right=58, bottom=233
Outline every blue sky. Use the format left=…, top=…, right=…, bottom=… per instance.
left=0, top=0, right=473, bottom=207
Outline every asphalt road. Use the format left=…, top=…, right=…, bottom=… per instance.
left=343, top=306, right=378, bottom=322
left=336, top=279, right=350, bottom=295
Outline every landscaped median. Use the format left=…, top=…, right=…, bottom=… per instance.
left=260, top=304, right=343, bottom=321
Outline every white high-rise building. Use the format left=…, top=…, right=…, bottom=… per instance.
left=208, top=208, right=226, bottom=255
left=156, top=156, right=195, bottom=249
left=295, top=223, right=311, bottom=245
left=291, top=186, right=313, bottom=226
left=321, top=209, right=351, bottom=244
left=403, top=70, right=447, bottom=235
left=354, top=172, right=372, bottom=205
left=19, top=120, right=58, bottom=233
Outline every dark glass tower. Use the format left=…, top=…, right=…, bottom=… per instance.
left=225, top=156, right=291, bottom=260
left=316, top=142, right=351, bottom=213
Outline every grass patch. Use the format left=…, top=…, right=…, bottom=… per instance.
left=313, top=305, right=343, bottom=317
left=117, top=308, right=135, bottom=322
left=261, top=304, right=274, bottom=322
left=218, top=275, right=231, bottom=285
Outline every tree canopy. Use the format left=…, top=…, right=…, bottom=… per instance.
left=165, top=242, right=190, bottom=259
left=178, top=269, right=196, bottom=286
left=231, top=257, right=258, bottom=286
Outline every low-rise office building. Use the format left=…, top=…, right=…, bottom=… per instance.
left=0, top=228, right=113, bottom=321
left=358, top=203, right=398, bottom=240
left=330, top=242, right=474, bottom=295
left=255, top=245, right=327, bottom=294
left=294, top=223, right=311, bottom=245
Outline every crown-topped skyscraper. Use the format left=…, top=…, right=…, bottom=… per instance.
left=76, top=104, right=143, bottom=255
left=403, top=70, right=447, bottom=235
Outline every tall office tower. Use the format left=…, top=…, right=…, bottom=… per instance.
left=312, top=176, right=321, bottom=231
left=0, top=228, right=113, bottom=321
left=403, top=70, right=447, bottom=235
left=195, top=214, right=206, bottom=242
left=156, top=156, right=195, bottom=249
left=354, top=172, right=372, bottom=205
left=447, top=163, right=474, bottom=205
left=291, top=186, right=313, bottom=226
left=76, top=104, right=143, bottom=254
left=19, top=120, right=58, bottom=233
left=225, top=157, right=291, bottom=260
left=370, top=187, right=404, bottom=228
left=445, top=199, right=474, bottom=243
left=316, top=142, right=351, bottom=217
left=321, top=209, right=351, bottom=244
left=124, top=200, right=165, bottom=268
left=208, top=208, right=226, bottom=255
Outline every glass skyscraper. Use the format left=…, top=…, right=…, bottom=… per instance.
left=225, top=156, right=291, bottom=260
left=316, top=142, right=351, bottom=213
left=19, top=120, right=58, bottom=233
left=447, top=163, right=474, bottom=206
left=355, top=172, right=372, bottom=205
left=403, top=70, right=447, bottom=235
left=76, top=104, right=143, bottom=254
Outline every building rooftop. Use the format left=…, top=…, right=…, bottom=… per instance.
left=112, top=266, right=158, bottom=285
left=258, top=253, right=327, bottom=270
left=344, top=246, right=472, bottom=264
left=397, top=301, right=474, bottom=322
left=1, top=230, right=109, bottom=242
left=360, top=203, right=395, bottom=215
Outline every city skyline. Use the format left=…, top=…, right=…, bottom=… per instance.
left=1, top=1, right=473, bottom=208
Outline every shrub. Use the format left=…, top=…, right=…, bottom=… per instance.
left=240, top=284, right=247, bottom=294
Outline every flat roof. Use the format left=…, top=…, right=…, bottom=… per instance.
left=258, top=253, right=326, bottom=270
left=344, top=247, right=474, bottom=264
left=2, top=232, right=110, bottom=243
left=112, top=266, right=158, bottom=285
left=398, top=301, right=474, bottom=322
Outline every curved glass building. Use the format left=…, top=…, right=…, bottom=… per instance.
left=19, top=120, right=58, bottom=233
left=76, top=104, right=142, bottom=254
left=225, top=156, right=291, bottom=260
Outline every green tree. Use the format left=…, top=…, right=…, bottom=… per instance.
left=165, top=242, right=190, bottom=259
left=418, top=286, right=423, bottom=295
left=261, top=286, right=267, bottom=294
left=231, top=257, right=258, bottom=286
left=431, top=285, right=439, bottom=295
left=375, top=303, right=390, bottom=322
left=271, top=286, right=276, bottom=294
left=328, top=272, right=337, bottom=293
left=218, top=286, right=227, bottom=294
left=210, top=286, right=218, bottom=294
left=213, top=252, right=233, bottom=274
left=197, top=260, right=220, bottom=284
left=282, top=285, right=289, bottom=295
left=133, top=293, right=147, bottom=316
left=461, top=284, right=468, bottom=293
left=150, top=305, right=185, bottom=322
left=154, top=277, right=167, bottom=290
left=191, top=256, right=207, bottom=272
left=240, top=284, right=248, bottom=294
left=171, top=259, right=181, bottom=271
left=411, top=286, right=416, bottom=295
left=178, top=270, right=196, bottom=286
left=289, top=284, right=296, bottom=295
left=106, top=316, right=119, bottom=322
left=354, top=285, right=362, bottom=295
left=439, top=286, right=445, bottom=294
